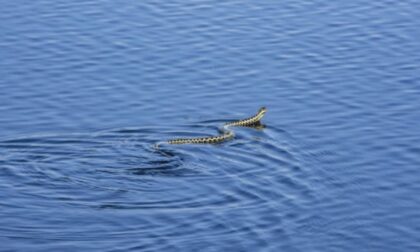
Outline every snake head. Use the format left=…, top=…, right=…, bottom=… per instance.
left=258, top=107, right=267, bottom=116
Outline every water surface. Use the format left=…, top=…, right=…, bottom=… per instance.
left=1, top=0, right=420, bottom=251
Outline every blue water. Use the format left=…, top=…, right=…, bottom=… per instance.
left=1, top=0, right=420, bottom=251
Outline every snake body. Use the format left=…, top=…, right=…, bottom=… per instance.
left=168, top=107, right=267, bottom=144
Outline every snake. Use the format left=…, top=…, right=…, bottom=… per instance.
left=167, top=107, right=267, bottom=145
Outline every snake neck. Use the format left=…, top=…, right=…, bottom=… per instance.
left=224, top=108, right=266, bottom=127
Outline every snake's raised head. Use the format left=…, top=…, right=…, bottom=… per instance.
left=258, top=107, right=267, bottom=117
left=252, top=106, right=267, bottom=122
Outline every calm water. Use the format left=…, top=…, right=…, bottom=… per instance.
left=1, top=1, right=420, bottom=251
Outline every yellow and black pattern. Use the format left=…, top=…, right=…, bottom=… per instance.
left=168, top=107, right=267, bottom=144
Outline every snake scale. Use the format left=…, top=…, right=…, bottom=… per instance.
left=167, top=107, right=267, bottom=144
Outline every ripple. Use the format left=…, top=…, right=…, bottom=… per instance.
left=0, top=124, right=304, bottom=211
left=0, top=123, right=308, bottom=249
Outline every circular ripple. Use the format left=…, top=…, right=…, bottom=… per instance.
left=0, top=124, right=311, bottom=250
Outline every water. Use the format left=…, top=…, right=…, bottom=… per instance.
left=1, top=0, right=420, bottom=251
